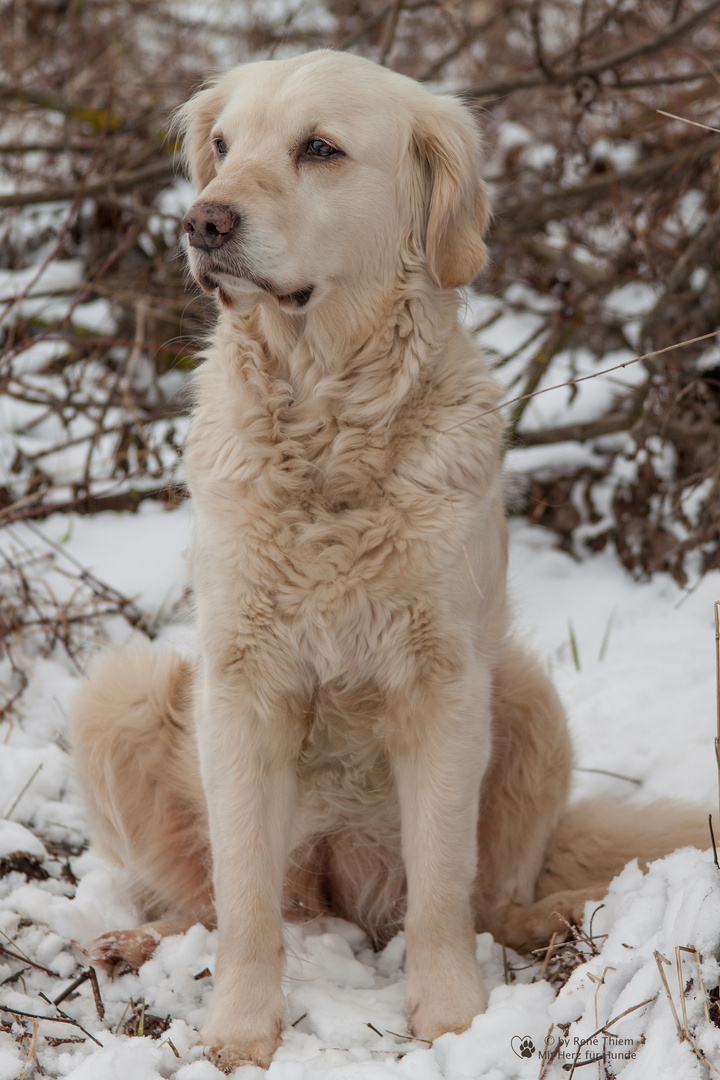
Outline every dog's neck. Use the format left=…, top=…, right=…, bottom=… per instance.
left=217, top=272, right=462, bottom=427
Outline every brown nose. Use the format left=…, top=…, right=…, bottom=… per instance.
left=182, top=202, right=238, bottom=249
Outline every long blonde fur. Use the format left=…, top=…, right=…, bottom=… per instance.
left=71, top=50, right=709, bottom=1071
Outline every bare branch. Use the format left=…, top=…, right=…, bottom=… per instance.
left=463, top=0, right=720, bottom=100
left=0, top=160, right=175, bottom=209
left=493, top=136, right=720, bottom=232
left=0, top=82, right=126, bottom=131
left=379, top=0, right=404, bottom=65
left=513, top=410, right=638, bottom=447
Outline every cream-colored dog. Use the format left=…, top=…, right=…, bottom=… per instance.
left=71, top=50, right=707, bottom=1071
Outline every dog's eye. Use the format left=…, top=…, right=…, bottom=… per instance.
left=213, top=136, right=229, bottom=157
left=302, top=138, right=342, bottom=160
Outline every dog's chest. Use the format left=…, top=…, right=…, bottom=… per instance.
left=186, top=347, right=489, bottom=681
left=260, top=429, right=424, bottom=669
left=189, top=370, right=448, bottom=596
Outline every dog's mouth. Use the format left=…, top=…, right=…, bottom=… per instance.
left=197, top=267, right=314, bottom=311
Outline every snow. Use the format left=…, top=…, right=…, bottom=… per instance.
left=0, top=502, right=719, bottom=1078
left=0, top=822, right=46, bottom=859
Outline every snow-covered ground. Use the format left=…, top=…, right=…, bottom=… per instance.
left=1, top=499, right=719, bottom=1079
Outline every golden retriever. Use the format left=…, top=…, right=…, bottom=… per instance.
left=71, top=50, right=708, bottom=1072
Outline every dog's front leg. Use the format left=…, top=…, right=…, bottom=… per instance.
left=387, top=676, right=492, bottom=1043
left=196, top=664, right=304, bottom=1071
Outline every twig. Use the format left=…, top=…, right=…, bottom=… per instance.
left=0, top=160, right=174, bottom=210
left=612, top=70, right=717, bottom=89
left=53, top=967, right=104, bottom=1021
left=385, top=1028, right=432, bottom=1044
left=159, top=1037, right=180, bottom=1057
left=378, top=0, right=403, bottom=65
left=654, top=951, right=684, bottom=1039
left=0, top=941, right=58, bottom=980
left=598, top=609, right=616, bottom=662
left=4, top=332, right=192, bottom=359
left=657, top=109, right=720, bottom=135
left=642, top=203, right=720, bottom=354
left=338, top=4, right=393, bottom=50
left=568, top=620, right=581, bottom=672
left=0, top=1004, right=101, bottom=1046
left=687, top=948, right=711, bottom=1024
left=512, top=410, right=637, bottom=447
left=2, top=170, right=90, bottom=330
left=507, top=316, right=581, bottom=440
left=23, top=521, right=154, bottom=637
left=114, top=999, right=132, bottom=1035
left=675, top=947, right=690, bottom=1039
left=709, top=814, right=719, bottom=869
left=540, top=932, right=559, bottom=979
left=530, top=0, right=555, bottom=81
left=442, top=328, right=720, bottom=435
left=575, top=766, right=642, bottom=785
left=566, top=996, right=656, bottom=1078
left=419, top=13, right=500, bottom=82
left=537, top=1023, right=561, bottom=1079
left=554, top=911, right=601, bottom=957
left=494, top=137, right=720, bottom=231
left=0, top=139, right=98, bottom=154
left=463, top=0, right=720, bottom=100
left=0, top=485, right=184, bottom=526
left=0, top=82, right=125, bottom=130
left=587, top=905, right=605, bottom=954
left=19, top=1018, right=40, bottom=1080
left=658, top=948, right=720, bottom=1075
left=4, top=763, right=44, bottom=819
left=715, top=601, right=720, bottom=837
left=37, top=991, right=103, bottom=1047
left=587, top=966, right=613, bottom=1029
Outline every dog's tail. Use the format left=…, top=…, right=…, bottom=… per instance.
left=71, top=646, right=214, bottom=922
left=536, top=796, right=711, bottom=900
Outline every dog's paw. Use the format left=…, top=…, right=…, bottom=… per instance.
left=201, top=1021, right=283, bottom=1072
left=517, top=883, right=612, bottom=949
left=89, top=927, right=161, bottom=974
left=409, top=975, right=487, bottom=1042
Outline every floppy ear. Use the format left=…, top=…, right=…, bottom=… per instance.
left=412, top=98, right=490, bottom=289
left=173, top=80, right=229, bottom=191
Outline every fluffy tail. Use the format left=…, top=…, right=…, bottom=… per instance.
left=71, top=646, right=214, bottom=922
left=537, top=797, right=712, bottom=900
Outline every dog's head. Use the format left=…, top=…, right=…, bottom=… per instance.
left=176, top=50, right=489, bottom=314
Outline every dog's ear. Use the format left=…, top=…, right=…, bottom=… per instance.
left=412, top=99, right=490, bottom=290
left=173, top=80, right=229, bottom=191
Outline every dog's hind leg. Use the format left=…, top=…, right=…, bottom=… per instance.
left=488, top=798, right=710, bottom=952
left=473, top=641, right=582, bottom=949
left=475, top=643, right=710, bottom=952
left=71, top=647, right=214, bottom=969
left=538, top=797, right=710, bottom=898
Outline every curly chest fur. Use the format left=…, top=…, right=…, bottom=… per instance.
left=185, top=317, right=504, bottom=684
left=188, top=366, right=474, bottom=587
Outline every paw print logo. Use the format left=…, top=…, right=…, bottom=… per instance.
left=511, top=1035, right=536, bottom=1058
